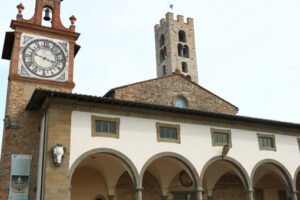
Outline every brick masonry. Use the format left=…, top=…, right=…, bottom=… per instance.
left=116, top=171, right=162, bottom=200
left=0, top=0, right=79, bottom=199
left=210, top=173, right=247, bottom=200
left=107, top=74, right=237, bottom=115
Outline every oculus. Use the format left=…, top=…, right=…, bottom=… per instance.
left=179, top=170, right=193, bottom=187
left=173, top=95, right=188, bottom=108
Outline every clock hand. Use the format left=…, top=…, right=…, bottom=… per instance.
left=35, top=53, right=55, bottom=63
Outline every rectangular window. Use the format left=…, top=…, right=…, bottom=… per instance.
left=156, top=122, right=180, bottom=143
left=211, top=128, right=232, bottom=147
left=91, top=115, right=120, bottom=138
left=257, top=133, right=276, bottom=151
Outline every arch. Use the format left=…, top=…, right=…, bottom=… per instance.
left=159, top=34, right=165, bottom=47
left=140, top=152, right=200, bottom=189
left=183, top=45, right=189, bottom=58
left=294, top=166, right=300, bottom=184
left=69, top=148, right=140, bottom=187
left=178, top=30, right=186, bottom=42
left=94, top=194, right=106, bottom=200
left=178, top=44, right=183, bottom=56
left=199, top=156, right=251, bottom=190
left=160, top=50, right=165, bottom=63
left=182, top=62, right=188, bottom=73
left=162, top=65, right=166, bottom=76
left=251, top=159, right=295, bottom=191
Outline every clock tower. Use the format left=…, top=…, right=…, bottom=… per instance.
left=0, top=0, right=79, bottom=199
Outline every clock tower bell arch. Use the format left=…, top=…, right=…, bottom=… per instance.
left=0, top=0, right=80, bottom=199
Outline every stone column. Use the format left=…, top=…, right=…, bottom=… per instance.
left=247, top=189, right=254, bottom=200
left=195, top=188, right=203, bottom=200
left=108, top=195, right=115, bottom=200
left=161, top=195, right=168, bottom=200
left=136, top=187, right=143, bottom=200
left=291, top=190, right=298, bottom=200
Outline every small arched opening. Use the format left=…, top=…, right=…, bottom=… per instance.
left=42, top=6, right=53, bottom=27
left=182, top=62, right=188, bottom=73
left=178, top=44, right=183, bottom=57
left=178, top=30, right=186, bottom=42
left=160, top=34, right=165, bottom=47
left=183, top=45, right=189, bottom=58
left=162, top=65, right=167, bottom=76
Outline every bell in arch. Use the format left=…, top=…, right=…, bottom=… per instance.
left=43, top=8, right=51, bottom=21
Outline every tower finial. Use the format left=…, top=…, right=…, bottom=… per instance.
left=168, top=2, right=174, bottom=11
left=16, top=3, right=24, bottom=21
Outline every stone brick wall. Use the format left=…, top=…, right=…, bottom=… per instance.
left=155, top=13, right=199, bottom=84
left=0, top=80, right=71, bottom=200
left=116, top=171, right=161, bottom=200
left=110, top=75, right=237, bottom=115
left=210, top=173, right=247, bottom=200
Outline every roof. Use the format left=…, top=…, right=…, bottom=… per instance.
left=103, top=73, right=239, bottom=111
left=26, top=89, right=300, bottom=130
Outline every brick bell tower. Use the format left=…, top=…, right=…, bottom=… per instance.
left=0, top=0, right=79, bottom=199
left=155, top=12, right=199, bottom=83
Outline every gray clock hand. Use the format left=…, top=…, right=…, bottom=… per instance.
left=35, top=53, right=55, bottom=63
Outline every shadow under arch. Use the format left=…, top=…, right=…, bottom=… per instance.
left=69, top=148, right=140, bottom=187
left=199, top=156, right=251, bottom=190
left=250, top=159, right=296, bottom=191
left=140, top=152, right=200, bottom=189
left=294, top=166, right=300, bottom=186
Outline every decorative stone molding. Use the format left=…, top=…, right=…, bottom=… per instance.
left=51, top=144, right=66, bottom=166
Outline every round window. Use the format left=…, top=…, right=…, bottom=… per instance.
left=173, top=95, right=188, bottom=108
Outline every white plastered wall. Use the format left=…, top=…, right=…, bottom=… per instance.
left=69, top=111, right=300, bottom=179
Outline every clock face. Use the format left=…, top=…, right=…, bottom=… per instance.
left=18, top=33, right=69, bottom=82
left=22, top=39, right=66, bottom=78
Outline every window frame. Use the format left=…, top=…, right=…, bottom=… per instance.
left=91, top=115, right=120, bottom=139
left=257, top=133, right=276, bottom=151
left=156, top=122, right=180, bottom=144
left=172, top=95, right=189, bottom=108
left=210, top=128, right=232, bottom=147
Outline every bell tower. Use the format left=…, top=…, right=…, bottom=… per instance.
left=154, top=12, right=199, bottom=83
left=0, top=0, right=80, bottom=199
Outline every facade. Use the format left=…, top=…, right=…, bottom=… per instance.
left=1, top=1, right=300, bottom=200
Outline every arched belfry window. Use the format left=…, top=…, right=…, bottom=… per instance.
left=159, top=34, right=165, bottom=47
left=179, top=30, right=186, bottom=42
left=42, top=7, right=53, bottom=27
left=160, top=47, right=167, bottom=63
left=162, top=65, right=167, bottom=76
left=182, top=62, right=188, bottom=73
left=183, top=45, right=189, bottom=58
left=160, top=50, right=164, bottom=63
left=178, top=44, right=183, bottom=57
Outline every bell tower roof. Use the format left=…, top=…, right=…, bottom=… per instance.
left=2, top=0, right=80, bottom=60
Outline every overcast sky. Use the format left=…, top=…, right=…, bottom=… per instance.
left=1, top=0, right=300, bottom=152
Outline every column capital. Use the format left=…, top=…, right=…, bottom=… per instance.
left=107, top=195, right=115, bottom=200
left=161, top=195, right=168, bottom=200
left=136, top=187, right=144, bottom=191
left=195, top=187, right=204, bottom=192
